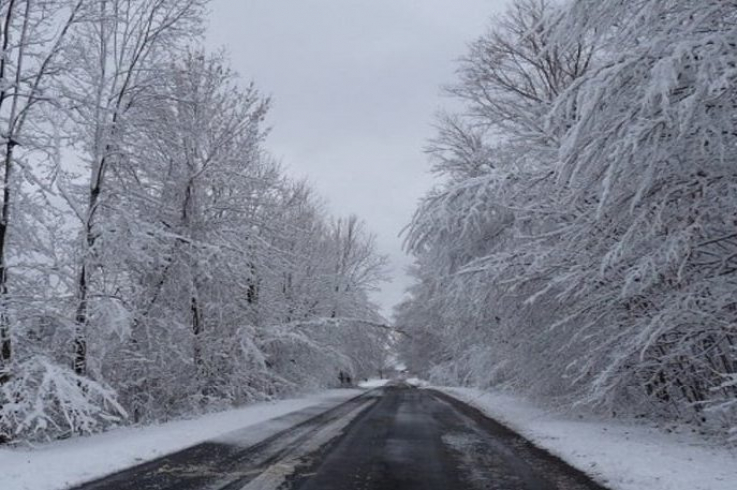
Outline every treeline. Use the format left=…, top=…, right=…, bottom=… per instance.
left=0, top=0, right=387, bottom=442
left=398, top=0, right=737, bottom=436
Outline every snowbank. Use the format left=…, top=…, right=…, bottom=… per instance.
left=438, top=387, right=737, bottom=490
left=0, top=389, right=362, bottom=490
left=358, top=378, right=390, bottom=388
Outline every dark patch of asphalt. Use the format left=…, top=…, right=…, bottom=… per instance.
left=287, top=386, right=608, bottom=490
left=69, top=385, right=610, bottom=490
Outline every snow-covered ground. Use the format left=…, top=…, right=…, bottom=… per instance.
left=0, top=389, right=363, bottom=490
left=406, top=377, right=429, bottom=388
left=439, top=387, right=737, bottom=490
left=358, top=378, right=390, bottom=388
left=6, top=384, right=734, bottom=490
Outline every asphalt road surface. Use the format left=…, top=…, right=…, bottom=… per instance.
left=72, top=386, right=609, bottom=490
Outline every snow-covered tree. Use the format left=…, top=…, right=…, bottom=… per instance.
left=399, top=0, right=737, bottom=435
left=0, top=2, right=389, bottom=442
left=0, top=0, right=85, bottom=381
left=60, top=0, right=207, bottom=377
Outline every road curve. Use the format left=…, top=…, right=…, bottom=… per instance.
left=71, top=386, right=609, bottom=490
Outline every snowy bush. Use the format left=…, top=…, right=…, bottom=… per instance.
left=0, top=357, right=126, bottom=442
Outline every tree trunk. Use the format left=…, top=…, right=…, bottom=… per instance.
left=0, top=0, right=20, bottom=384
left=192, top=293, right=203, bottom=369
left=0, top=143, right=13, bottom=383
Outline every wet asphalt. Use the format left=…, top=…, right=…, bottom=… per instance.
left=70, top=386, right=610, bottom=490
left=288, top=386, right=607, bottom=490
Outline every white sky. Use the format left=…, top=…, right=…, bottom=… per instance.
left=206, top=0, right=508, bottom=317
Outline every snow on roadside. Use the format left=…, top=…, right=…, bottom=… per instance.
left=406, top=377, right=429, bottom=388
left=358, top=378, right=390, bottom=388
left=0, top=389, right=363, bottom=490
left=438, top=387, right=737, bottom=490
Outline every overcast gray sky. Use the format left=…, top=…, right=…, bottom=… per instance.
left=206, top=0, right=508, bottom=317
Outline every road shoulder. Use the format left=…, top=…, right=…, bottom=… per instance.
left=437, top=386, right=737, bottom=490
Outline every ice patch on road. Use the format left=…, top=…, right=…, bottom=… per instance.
left=442, top=431, right=482, bottom=449
left=442, top=431, right=528, bottom=489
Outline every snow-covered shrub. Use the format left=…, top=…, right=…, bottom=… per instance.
left=0, top=357, right=126, bottom=442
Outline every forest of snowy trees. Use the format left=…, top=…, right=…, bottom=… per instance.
left=0, top=0, right=388, bottom=443
left=398, top=0, right=737, bottom=437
